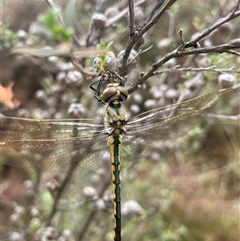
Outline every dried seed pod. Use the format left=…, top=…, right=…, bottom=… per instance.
left=82, top=186, right=97, bottom=199
left=117, top=49, right=139, bottom=71
left=121, top=200, right=143, bottom=217
left=68, top=103, right=86, bottom=118
left=42, top=227, right=58, bottom=240
left=184, top=73, right=205, bottom=91
left=133, top=7, right=144, bottom=25
left=93, top=51, right=117, bottom=71
left=105, top=7, right=119, bottom=19
left=104, top=51, right=117, bottom=71
left=92, top=13, right=107, bottom=29
left=165, top=88, right=179, bottom=100
left=218, top=73, right=236, bottom=88
left=65, top=70, right=83, bottom=87
left=9, top=232, right=25, bottom=241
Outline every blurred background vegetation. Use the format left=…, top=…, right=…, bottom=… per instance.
left=0, top=0, right=239, bottom=241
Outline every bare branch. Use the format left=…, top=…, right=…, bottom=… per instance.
left=105, top=0, right=147, bottom=28
left=120, top=0, right=178, bottom=75
left=233, top=0, right=240, bottom=12
left=128, top=0, right=135, bottom=35
left=126, top=0, right=240, bottom=93
left=127, top=39, right=240, bottom=94
left=179, top=29, right=185, bottom=50
left=153, top=66, right=240, bottom=75
left=184, top=9, right=240, bottom=48
left=225, top=49, right=240, bottom=57
left=147, top=0, right=166, bottom=23
left=139, top=0, right=178, bottom=37
left=71, top=58, right=98, bottom=79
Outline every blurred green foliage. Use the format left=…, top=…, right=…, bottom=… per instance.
left=39, top=8, right=73, bottom=42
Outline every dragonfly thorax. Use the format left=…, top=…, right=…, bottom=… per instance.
left=105, top=98, right=128, bottom=135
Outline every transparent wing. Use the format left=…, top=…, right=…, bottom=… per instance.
left=0, top=117, right=109, bottom=172
left=123, top=86, right=240, bottom=154
left=1, top=86, right=239, bottom=172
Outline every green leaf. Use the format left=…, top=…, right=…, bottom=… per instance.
left=40, top=8, right=59, bottom=29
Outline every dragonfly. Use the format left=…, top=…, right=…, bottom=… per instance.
left=0, top=79, right=239, bottom=241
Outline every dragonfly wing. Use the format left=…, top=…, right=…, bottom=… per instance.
left=123, top=111, right=202, bottom=155
left=127, top=86, right=240, bottom=127
left=123, top=86, right=240, bottom=157
left=0, top=117, right=108, bottom=172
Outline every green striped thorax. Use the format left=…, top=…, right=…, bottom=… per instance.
left=102, top=83, right=128, bottom=136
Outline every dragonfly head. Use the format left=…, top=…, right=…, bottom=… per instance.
left=101, top=83, right=128, bottom=103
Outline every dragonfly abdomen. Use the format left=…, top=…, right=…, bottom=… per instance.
left=109, top=135, right=122, bottom=241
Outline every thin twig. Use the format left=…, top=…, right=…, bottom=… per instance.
left=71, top=58, right=99, bottom=79
left=138, top=0, right=178, bottom=38
left=76, top=175, right=112, bottom=240
left=128, top=0, right=135, bottom=35
left=128, top=39, right=240, bottom=94
left=105, top=0, right=147, bottom=28
left=126, top=0, right=240, bottom=94
left=146, top=0, right=166, bottom=23
left=184, top=9, right=240, bottom=48
left=121, top=0, right=178, bottom=75
left=46, top=172, right=74, bottom=226
left=153, top=66, right=240, bottom=75
left=225, top=49, right=240, bottom=57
